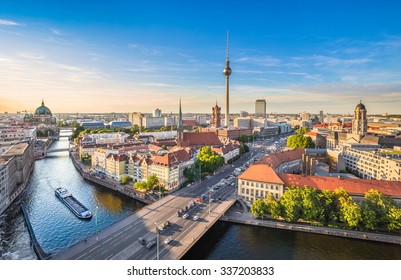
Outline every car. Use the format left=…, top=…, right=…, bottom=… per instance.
left=138, top=237, right=146, bottom=245
left=146, top=240, right=156, bottom=249
left=217, top=197, right=222, bottom=200
left=210, top=198, right=215, bottom=203
left=193, top=215, right=199, bottom=221
left=164, top=237, right=173, bottom=245
left=182, top=213, right=189, bottom=219
left=158, top=224, right=165, bottom=231
left=195, top=197, right=202, bottom=203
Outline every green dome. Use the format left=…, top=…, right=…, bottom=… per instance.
left=35, top=100, right=52, bottom=116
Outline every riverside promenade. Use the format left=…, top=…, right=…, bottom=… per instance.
left=221, top=205, right=401, bottom=245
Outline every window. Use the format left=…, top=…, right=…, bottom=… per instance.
left=276, top=186, right=278, bottom=190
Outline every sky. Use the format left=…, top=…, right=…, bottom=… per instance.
left=0, top=0, right=401, bottom=115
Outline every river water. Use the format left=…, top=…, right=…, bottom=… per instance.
left=1, top=131, right=401, bottom=260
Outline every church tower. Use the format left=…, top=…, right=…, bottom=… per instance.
left=177, top=98, right=184, bottom=147
left=352, top=100, right=367, bottom=136
left=212, top=101, right=221, bottom=128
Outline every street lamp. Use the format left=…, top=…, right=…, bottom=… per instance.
left=95, top=205, right=99, bottom=241
left=208, top=188, right=211, bottom=215
left=155, top=223, right=160, bottom=260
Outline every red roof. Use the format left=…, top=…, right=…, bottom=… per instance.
left=314, top=123, right=329, bottom=128
left=153, top=149, right=192, bottom=167
left=279, top=174, right=401, bottom=197
left=238, top=165, right=284, bottom=185
left=180, top=132, right=222, bottom=147
left=305, top=131, right=319, bottom=137
left=255, top=149, right=304, bottom=169
left=182, top=120, right=199, bottom=127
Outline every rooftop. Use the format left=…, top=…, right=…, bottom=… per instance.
left=279, top=173, right=401, bottom=197
left=255, top=149, right=304, bottom=169
left=2, top=143, right=29, bottom=156
left=238, top=164, right=284, bottom=185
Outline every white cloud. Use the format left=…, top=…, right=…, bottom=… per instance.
left=0, top=19, right=19, bottom=26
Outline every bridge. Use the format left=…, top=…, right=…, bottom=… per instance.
left=45, top=148, right=71, bottom=154
left=52, top=152, right=253, bottom=260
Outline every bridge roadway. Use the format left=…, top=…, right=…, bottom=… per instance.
left=46, top=148, right=70, bottom=153
left=53, top=151, right=255, bottom=260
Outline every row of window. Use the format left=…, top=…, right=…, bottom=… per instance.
left=241, top=180, right=279, bottom=190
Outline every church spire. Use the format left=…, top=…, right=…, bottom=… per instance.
left=178, top=98, right=182, bottom=129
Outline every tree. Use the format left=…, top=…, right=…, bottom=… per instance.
left=264, top=193, right=281, bottom=218
left=319, top=190, right=340, bottom=226
left=121, top=175, right=132, bottom=185
left=386, top=207, right=401, bottom=231
left=361, top=189, right=396, bottom=230
left=279, top=187, right=303, bottom=222
left=134, top=181, right=148, bottom=191
left=134, top=174, right=161, bottom=192
left=286, top=127, right=315, bottom=149
left=250, top=199, right=267, bottom=218
left=197, top=146, right=225, bottom=173
left=300, top=187, right=324, bottom=223
left=335, top=188, right=362, bottom=228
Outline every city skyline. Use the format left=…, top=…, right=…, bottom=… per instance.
left=1, top=1, right=401, bottom=114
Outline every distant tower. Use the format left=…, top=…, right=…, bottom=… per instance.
left=178, top=98, right=183, bottom=129
left=223, top=32, right=232, bottom=127
left=177, top=98, right=183, bottom=147
left=212, top=101, right=221, bottom=128
left=352, top=100, right=367, bottom=135
left=255, top=99, right=266, bottom=118
left=319, top=110, right=324, bottom=123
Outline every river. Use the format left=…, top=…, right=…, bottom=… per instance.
left=1, top=131, right=401, bottom=260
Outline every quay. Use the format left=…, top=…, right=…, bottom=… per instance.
left=21, top=205, right=51, bottom=260
left=220, top=205, right=401, bottom=246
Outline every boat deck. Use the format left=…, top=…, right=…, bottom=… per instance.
left=64, top=196, right=87, bottom=214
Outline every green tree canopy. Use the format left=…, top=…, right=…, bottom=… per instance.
left=121, top=175, right=132, bottom=185
left=196, top=146, right=225, bottom=173
left=361, top=189, right=396, bottom=230
left=250, top=199, right=267, bottom=218
left=279, top=187, right=303, bottom=222
left=264, top=193, right=281, bottom=218
left=335, top=188, right=362, bottom=228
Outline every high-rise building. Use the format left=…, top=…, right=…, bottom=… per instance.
left=153, top=108, right=162, bottom=118
left=301, top=112, right=310, bottom=121
left=255, top=99, right=266, bottom=118
left=223, top=32, right=232, bottom=127
left=212, top=102, right=221, bottom=128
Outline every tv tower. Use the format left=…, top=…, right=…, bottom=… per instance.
left=223, top=31, right=232, bottom=127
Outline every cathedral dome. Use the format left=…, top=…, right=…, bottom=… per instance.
left=355, top=102, right=366, bottom=111
left=34, top=100, right=52, bottom=116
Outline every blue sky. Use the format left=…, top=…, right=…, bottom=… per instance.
left=1, top=0, right=400, bottom=114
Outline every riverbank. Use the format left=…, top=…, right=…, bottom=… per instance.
left=221, top=204, right=401, bottom=245
left=69, top=151, right=152, bottom=204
